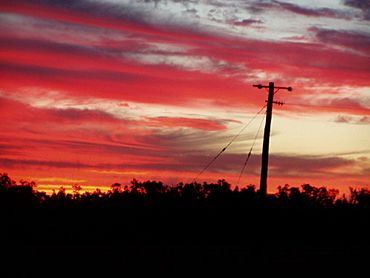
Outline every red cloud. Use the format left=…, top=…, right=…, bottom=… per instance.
left=145, top=117, right=228, bottom=131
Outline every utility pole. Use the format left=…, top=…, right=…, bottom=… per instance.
left=253, top=82, right=292, bottom=197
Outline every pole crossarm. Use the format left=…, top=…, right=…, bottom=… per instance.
left=253, top=84, right=292, bottom=91
left=252, top=82, right=292, bottom=198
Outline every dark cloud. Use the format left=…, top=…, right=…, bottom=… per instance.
left=0, top=61, right=145, bottom=82
left=134, top=126, right=261, bottom=154
left=5, top=0, right=206, bottom=38
left=359, top=116, right=370, bottom=124
left=232, top=19, right=263, bottom=27
left=0, top=37, right=92, bottom=55
left=0, top=157, right=93, bottom=169
left=56, top=139, right=163, bottom=158
left=0, top=136, right=167, bottom=162
left=324, top=97, right=370, bottom=114
left=185, top=8, right=198, bottom=14
left=304, top=96, right=370, bottom=115
left=335, top=115, right=352, bottom=123
left=0, top=143, right=27, bottom=156
left=343, top=0, right=370, bottom=20
left=2, top=97, right=363, bottom=178
left=335, top=115, right=370, bottom=124
left=50, top=108, right=120, bottom=122
left=19, top=0, right=148, bottom=24
left=137, top=0, right=200, bottom=8
left=0, top=155, right=200, bottom=172
left=0, top=96, right=123, bottom=124
left=269, top=154, right=354, bottom=178
left=0, top=96, right=234, bottom=137
left=0, top=37, right=126, bottom=57
left=311, top=27, right=370, bottom=56
left=0, top=150, right=360, bottom=181
left=191, top=153, right=356, bottom=179
left=145, top=116, right=229, bottom=131
left=3, top=0, right=370, bottom=90
left=273, top=1, right=349, bottom=19
left=248, top=1, right=349, bottom=19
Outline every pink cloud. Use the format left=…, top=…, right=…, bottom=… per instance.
left=145, top=117, right=228, bottom=131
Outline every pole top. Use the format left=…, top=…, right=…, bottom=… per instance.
left=253, top=83, right=293, bottom=92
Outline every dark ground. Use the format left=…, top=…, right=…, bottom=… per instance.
left=1, top=180, right=369, bottom=277
left=2, top=203, right=369, bottom=277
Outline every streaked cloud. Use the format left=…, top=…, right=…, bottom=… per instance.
left=334, top=115, right=370, bottom=125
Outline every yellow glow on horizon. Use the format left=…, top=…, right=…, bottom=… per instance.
left=271, top=114, right=370, bottom=156
left=89, top=170, right=150, bottom=176
left=36, top=177, right=88, bottom=183
left=36, top=184, right=111, bottom=194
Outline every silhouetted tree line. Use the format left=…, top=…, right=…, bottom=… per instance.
left=1, top=173, right=369, bottom=208
left=1, top=173, right=369, bottom=276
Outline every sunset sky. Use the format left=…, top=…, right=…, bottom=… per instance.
left=0, top=0, right=369, bottom=193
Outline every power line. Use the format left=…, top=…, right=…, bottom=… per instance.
left=236, top=111, right=265, bottom=186
left=194, top=105, right=267, bottom=182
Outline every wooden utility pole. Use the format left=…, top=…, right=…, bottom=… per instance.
left=253, top=82, right=292, bottom=197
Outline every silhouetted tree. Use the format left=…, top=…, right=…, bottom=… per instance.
left=0, top=173, right=16, bottom=190
left=350, top=187, right=370, bottom=207
left=111, top=182, right=122, bottom=193
left=1, top=173, right=370, bottom=276
left=301, top=184, right=338, bottom=206
left=72, top=184, right=82, bottom=196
